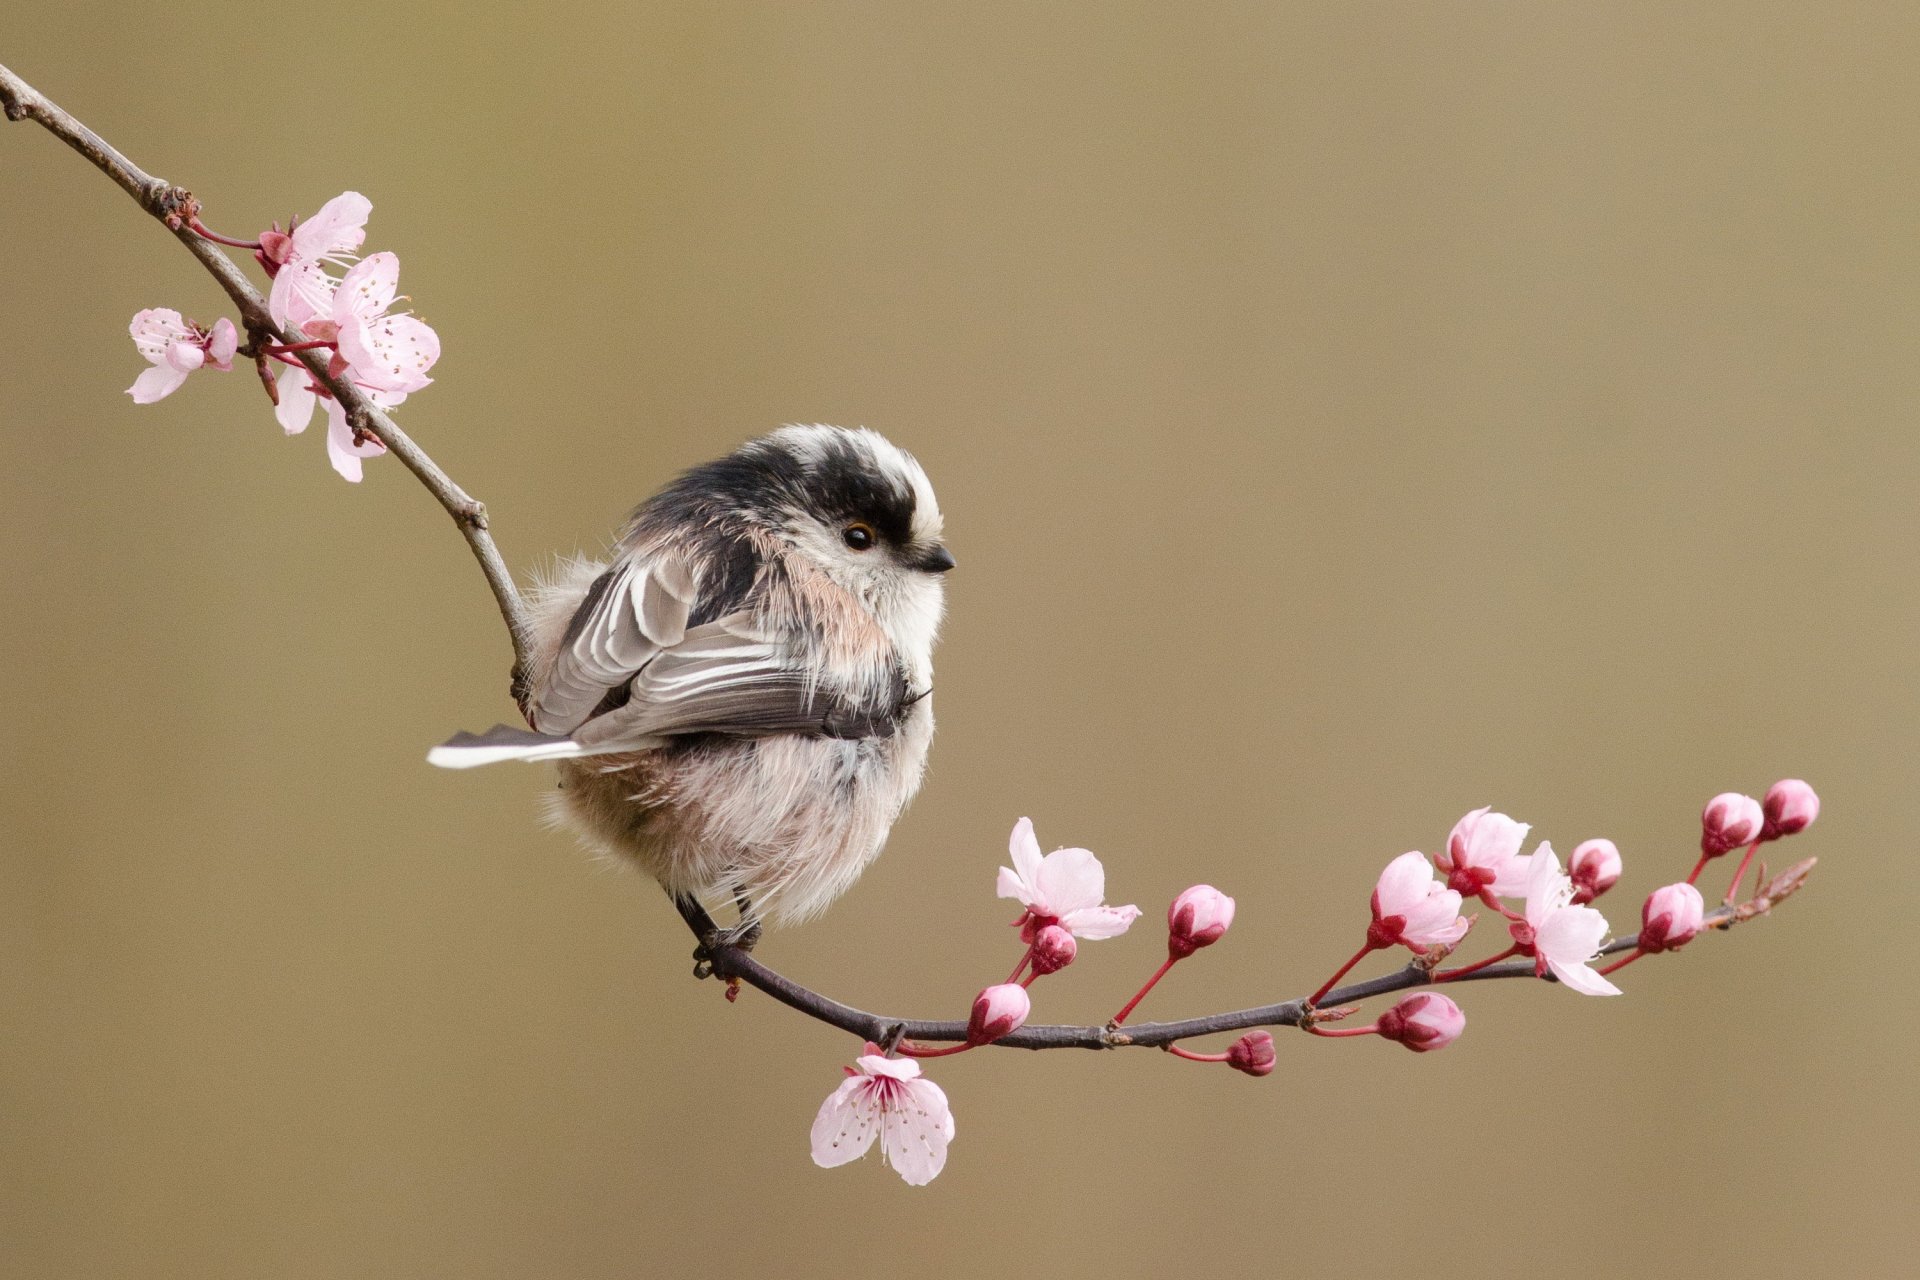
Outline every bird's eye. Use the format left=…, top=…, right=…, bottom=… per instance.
left=842, top=522, right=876, bottom=551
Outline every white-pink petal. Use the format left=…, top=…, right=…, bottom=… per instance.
left=1031, top=845, right=1106, bottom=917
left=335, top=251, right=400, bottom=322
left=1058, top=903, right=1142, bottom=940
left=207, top=318, right=239, bottom=370
left=324, top=398, right=385, bottom=483
left=1374, top=851, right=1437, bottom=917
left=291, top=191, right=371, bottom=259
left=275, top=363, right=316, bottom=434
left=129, top=307, right=190, bottom=362
left=164, top=340, right=206, bottom=374
left=880, top=1076, right=954, bottom=1186
left=127, top=363, right=189, bottom=403
left=1007, top=817, right=1044, bottom=890
left=269, top=261, right=338, bottom=331
left=809, top=1077, right=882, bottom=1169
left=339, top=311, right=439, bottom=395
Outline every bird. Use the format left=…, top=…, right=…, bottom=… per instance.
left=427, top=425, right=953, bottom=942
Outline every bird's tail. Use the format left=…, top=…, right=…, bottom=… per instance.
left=426, top=725, right=593, bottom=769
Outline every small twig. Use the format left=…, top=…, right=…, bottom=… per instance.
left=0, top=59, right=532, bottom=695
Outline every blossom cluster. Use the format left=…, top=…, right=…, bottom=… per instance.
left=809, top=780, right=1819, bottom=1186
left=124, top=192, right=440, bottom=482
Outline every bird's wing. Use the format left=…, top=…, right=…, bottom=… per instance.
left=528, top=549, right=907, bottom=752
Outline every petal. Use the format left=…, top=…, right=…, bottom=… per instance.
left=127, top=363, right=189, bottom=404
left=880, top=1077, right=953, bottom=1186
left=1537, top=902, right=1609, bottom=966
left=1374, top=851, right=1435, bottom=918
left=207, top=318, right=239, bottom=369
left=1488, top=851, right=1535, bottom=898
left=1524, top=841, right=1563, bottom=927
left=855, top=1053, right=921, bottom=1082
left=270, top=262, right=336, bottom=332
left=1401, top=889, right=1469, bottom=947
left=1547, top=956, right=1623, bottom=997
left=1009, top=818, right=1044, bottom=889
left=164, top=341, right=206, bottom=374
left=809, top=1079, right=881, bottom=1169
left=339, top=312, right=438, bottom=395
left=334, top=251, right=400, bottom=323
left=1059, top=902, right=1142, bottom=940
left=324, top=399, right=384, bottom=483
left=1033, top=847, right=1106, bottom=917
left=292, top=191, right=371, bottom=258
left=995, top=865, right=1035, bottom=905
left=275, top=364, right=316, bottom=434
left=128, top=307, right=187, bottom=362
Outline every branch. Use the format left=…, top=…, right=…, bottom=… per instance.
left=0, top=60, right=533, bottom=694
left=687, top=858, right=1816, bottom=1051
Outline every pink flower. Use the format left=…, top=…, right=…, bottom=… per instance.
left=1167, top=884, right=1236, bottom=958
left=273, top=363, right=390, bottom=483
left=1512, top=844, right=1621, bottom=996
left=1568, top=838, right=1623, bottom=905
left=1762, top=779, right=1820, bottom=839
left=1640, top=883, right=1705, bottom=953
left=1701, top=792, right=1764, bottom=858
left=1368, top=852, right=1470, bottom=953
left=997, top=818, right=1141, bottom=942
left=331, top=252, right=440, bottom=395
left=1226, top=1031, right=1276, bottom=1077
left=966, top=984, right=1030, bottom=1044
left=1437, top=807, right=1535, bottom=899
left=266, top=191, right=372, bottom=331
left=1376, top=992, right=1466, bottom=1052
left=125, top=310, right=238, bottom=403
left=810, top=1044, right=954, bottom=1186
left=1029, top=924, right=1077, bottom=975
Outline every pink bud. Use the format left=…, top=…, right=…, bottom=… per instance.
left=1375, top=992, right=1466, bottom=1053
left=966, top=983, right=1031, bottom=1044
left=1029, top=924, right=1077, bottom=975
left=1226, top=1030, right=1276, bottom=1077
left=1167, top=884, right=1236, bottom=958
left=1568, top=838, right=1622, bottom=905
left=1762, top=779, right=1819, bottom=840
left=1700, top=792, right=1764, bottom=857
left=1639, top=882, right=1705, bottom=953
left=255, top=227, right=293, bottom=273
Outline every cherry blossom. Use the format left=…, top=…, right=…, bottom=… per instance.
left=1369, top=851, right=1470, bottom=953
left=810, top=1044, right=954, bottom=1186
left=1375, top=992, right=1466, bottom=1052
left=330, top=252, right=440, bottom=395
left=265, top=191, right=371, bottom=331
left=1568, top=838, right=1623, bottom=905
left=1029, top=924, right=1077, bottom=975
left=273, top=363, right=391, bottom=483
left=1700, top=792, right=1764, bottom=857
left=125, top=309, right=237, bottom=403
left=967, top=984, right=1031, bottom=1044
left=1436, top=806, right=1535, bottom=900
left=997, top=817, right=1141, bottom=942
left=1166, top=884, right=1235, bottom=958
left=1512, top=844, right=1620, bottom=996
left=1226, top=1031, right=1276, bottom=1076
left=1762, top=779, right=1820, bottom=839
left=1639, top=882, right=1705, bottom=953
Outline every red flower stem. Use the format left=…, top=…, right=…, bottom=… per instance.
left=1018, top=971, right=1037, bottom=989
left=185, top=217, right=261, bottom=249
left=1164, top=1044, right=1230, bottom=1063
left=261, top=340, right=335, bottom=355
left=1434, top=944, right=1522, bottom=982
left=1111, top=955, right=1180, bottom=1026
left=1306, top=1023, right=1381, bottom=1039
left=897, top=1041, right=974, bottom=1059
left=1721, top=837, right=1766, bottom=906
left=1005, top=949, right=1032, bottom=985
left=1596, top=948, right=1646, bottom=977
left=1685, top=852, right=1713, bottom=885
left=1307, top=942, right=1379, bottom=1008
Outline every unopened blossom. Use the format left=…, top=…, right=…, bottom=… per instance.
left=967, top=984, right=1030, bottom=1044
left=997, top=817, right=1141, bottom=942
left=125, top=309, right=238, bottom=403
left=1029, top=924, right=1077, bottom=975
left=266, top=191, right=372, bottom=331
left=1513, top=844, right=1620, bottom=996
left=1639, top=882, right=1705, bottom=953
left=810, top=1044, right=954, bottom=1186
left=1701, top=792, right=1765, bottom=858
left=1375, top=992, right=1466, bottom=1053
left=1568, top=838, right=1623, bottom=905
left=1762, top=779, right=1820, bottom=840
left=1226, top=1030, right=1276, bottom=1077
left=1437, top=807, right=1535, bottom=899
left=274, top=363, right=390, bottom=483
left=1369, top=851, right=1470, bottom=953
left=1167, top=884, right=1236, bottom=958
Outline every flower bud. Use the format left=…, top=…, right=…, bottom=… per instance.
left=1568, top=838, right=1622, bottom=905
left=1639, top=882, right=1705, bottom=953
left=1167, top=884, right=1236, bottom=958
left=1226, top=1030, right=1276, bottom=1077
left=1029, top=924, right=1077, bottom=975
left=1374, top=992, right=1466, bottom=1053
left=1762, top=779, right=1820, bottom=840
left=966, top=983, right=1031, bottom=1044
left=1700, top=792, right=1764, bottom=857
left=255, top=227, right=293, bottom=273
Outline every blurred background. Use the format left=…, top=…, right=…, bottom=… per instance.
left=3, top=3, right=1914, bottom=1276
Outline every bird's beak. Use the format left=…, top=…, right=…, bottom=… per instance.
left=914, top=544, right=957, bottom=574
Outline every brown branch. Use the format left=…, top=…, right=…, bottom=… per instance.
left=0, top=59, right=533, bottom=694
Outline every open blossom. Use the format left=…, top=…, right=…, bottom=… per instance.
left=810, top=1044, right=954, bottom=1186
left=1701, top=792, right=1764, bottom=857
left=274, top=363, right=391, bottom=483
left=266, top=191, right=372, bottom=331
left=1568, top=838, right=1623, bottom=905
left=1640, top=883, right=1705, bottom=953
left=997, top=818, right=1141, bottom=942
left=1513, top=844, right=1620, bottom=996
left=329, top=252, right=440, bottom=395
left=1437, top=807, right=1534, bottom=899
left=1167, top=884, right=1235, bottom=958
left=1376, top=992, right=1466, bottom=1052
left=1369, top=851, right=1470, bottom=953
left=125, top=309, right=237, bottom=403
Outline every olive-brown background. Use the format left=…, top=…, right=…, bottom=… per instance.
left=3, top=4, right=1913, bottom=1276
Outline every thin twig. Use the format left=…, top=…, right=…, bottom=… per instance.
left=0, top=60, right=533, bottom=698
